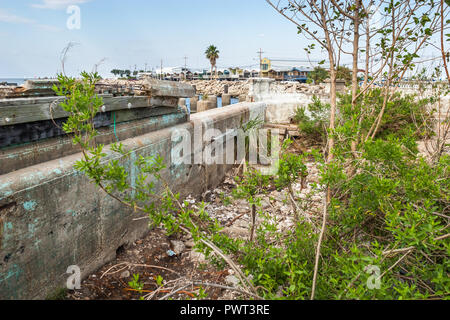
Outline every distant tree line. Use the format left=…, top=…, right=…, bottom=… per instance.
left=307, top=66, right=352, bottom=85
left=110, top=69, right=144, bottom=78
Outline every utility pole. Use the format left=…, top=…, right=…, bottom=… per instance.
left=183, top=56, right=188, bottom=80
left=160, top=59, right=163, bottom=80
left=257, top=48, right=265, bottom=77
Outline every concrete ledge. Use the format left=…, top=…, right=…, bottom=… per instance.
left=0, top=101, right=266, bottom=299
left=263, top=94, right=330, bottom=124
left=0, top=111, right=188, bottom=175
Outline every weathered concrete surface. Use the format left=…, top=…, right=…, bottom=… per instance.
left=248, top=78, right=330, bottom=124
left=0, top=110, right=188, bottom=175
left=189, top=96, right=198, bottom=113
left=197, top=100, right=215, bottom=112
left=222, top=94, right=232, bottom=107
left=206, top=95, right=218, bottom=109
left=143, top=79, right=195, bottom=98
left=264, top=94, right=330, bottom=124
left=0, top=101, right=266, bottom=299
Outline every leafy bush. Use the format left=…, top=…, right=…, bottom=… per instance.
left=293, top=95, right=330, bottom=140
left=306, top=66, right=329, bottom=84
left=337, top=88, right=435, bottom=141
left=56, top=72, right=449, bottom=300
left=294, top=89, right=434, bottom=145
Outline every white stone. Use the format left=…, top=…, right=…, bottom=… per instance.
left=190, top=251, right=206, bottom=264
left=225, top=275, right=240, bottom=287
left=170, top=240, right=186, bottom=255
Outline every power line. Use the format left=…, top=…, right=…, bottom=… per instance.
left=269, top=58, right=321, bottom=63
left=183, top=56, right=188, bottom=80
left=257, top=48, right=265, bottom=77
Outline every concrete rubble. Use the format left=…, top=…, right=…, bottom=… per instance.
left=183, top=80, right=328, bottom=97
left=181, top=160, right=325, bottom=244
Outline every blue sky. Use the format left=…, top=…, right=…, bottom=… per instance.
left=0, top=0, right=322, bottom=78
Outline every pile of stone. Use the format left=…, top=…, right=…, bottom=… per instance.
left=0, top=85, right=15, bottom=98
left=184, top=80, right=250, bottom=97
left=272, top=82, right=326, bottom=95
left=181, top=161, right=324, bottom=243
left=184, top=80, right=328, bottom=98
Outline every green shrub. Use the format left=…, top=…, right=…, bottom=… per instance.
left=56, top=72, right=449, bottom=300
left=293, top=95, right=330, bottom=140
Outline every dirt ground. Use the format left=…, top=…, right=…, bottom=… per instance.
left=65, top=169, right=253, bottom=301
left=66, top=134, right=322, bottom=301
left=66, top=228, right=233, bottom=300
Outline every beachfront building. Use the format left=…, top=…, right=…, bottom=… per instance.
left=152, top=66, right=261, bottom=81
left=137, top=72, right=154, bottom=80
left=149, top=67, right=268, bottom=81
left=259, top=57, right=313, bottom=82
left=266, top=66, right=312, bottom=82
left=261, top=58, right=272, bottom=77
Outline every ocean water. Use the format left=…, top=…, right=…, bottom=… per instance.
left=186, top=96, right=239, bottom=113
left=0, top=78, right=26, bottom=86
left=0, top=80, right=239, bottom=113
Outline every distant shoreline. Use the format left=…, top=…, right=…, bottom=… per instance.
left=0, top=78, right=26, bottom=86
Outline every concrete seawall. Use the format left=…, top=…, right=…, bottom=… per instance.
left=3, top=77, right=438, bottom=299
left=0, top=101, right=266, bottom=299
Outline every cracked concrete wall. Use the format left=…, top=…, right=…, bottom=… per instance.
left=248, top=78, right=330, bottom=124
left=0, top=101, right=266, bottom=299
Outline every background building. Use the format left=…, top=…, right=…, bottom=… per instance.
left=260, top=57, right=313, bottom=82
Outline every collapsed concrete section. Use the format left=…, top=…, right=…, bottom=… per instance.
left=0, top=79, right=267, bottom=298
left=2, top=77, right=445, bottom=299
left=248, top=78, right=330, bottom=124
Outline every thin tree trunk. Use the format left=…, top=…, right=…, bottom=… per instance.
left=441, top=0, right=450, bottom=85
left=363, top=13, right=370, bottom=90
left=210, top=62, right=213, bottom=80
left=351, top=0, right=361, bottom=105
left=311, top=5, right=337, bottom=300
left=350, top=0, right=361, bottom=155
left=250, top=203, right=256, bottom=242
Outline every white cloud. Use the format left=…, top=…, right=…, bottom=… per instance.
left=0, top=8, right=61, bottom=31
left=31, top=0, right=91, bottom=10
left=37, top=24, right=62, bottom=32
left=0, top=9, right=35, bottom=24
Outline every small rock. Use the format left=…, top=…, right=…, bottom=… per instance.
left=203, top=190, right=213, bottom=202
left=120, top=270, right=130, bottom=279
left=237, top=207, right=249, bottom=214
left=184, top=240, right=195, bottom=248
left=221, top=226, right=249, bottom=239
left=225, top=275, right=240, bottom=287
left=170, top=240, right=186, bottom=255
left=190, top=251, right=206, bottom=264
left=167, top=250, right=177, bottom=257
left=261, top=199, right=271, bottom=209
left=181, top=252, right=190, bottom=260
left=276, top=286, right=284, bottom=298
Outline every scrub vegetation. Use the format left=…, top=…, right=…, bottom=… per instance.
left=55, top=0, right=449, bottom=300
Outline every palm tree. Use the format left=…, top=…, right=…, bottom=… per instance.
left=205, top=45, right=219, bottom=79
